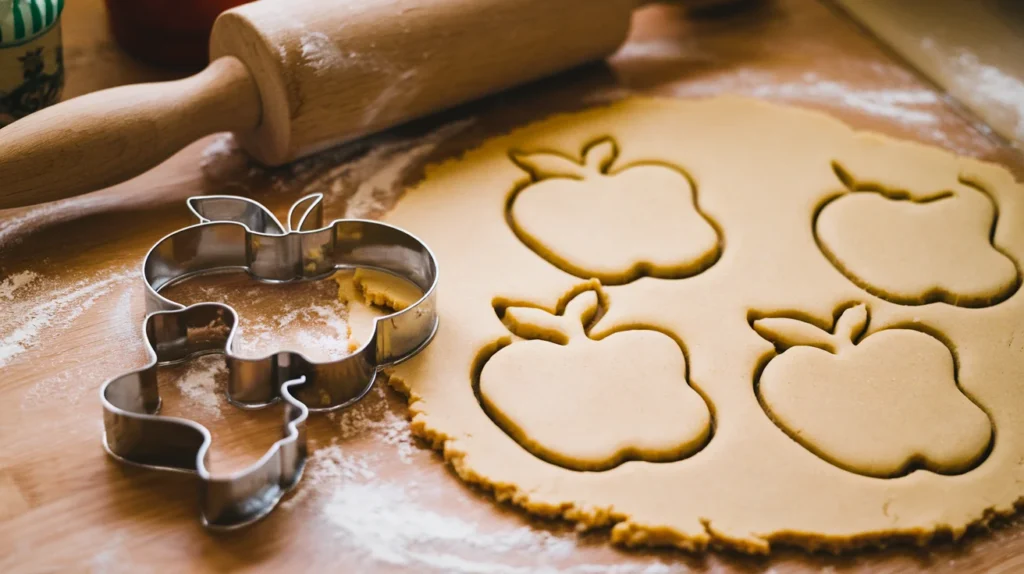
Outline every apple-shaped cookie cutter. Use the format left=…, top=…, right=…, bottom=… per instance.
left=100, top=193, right=438, bottom=530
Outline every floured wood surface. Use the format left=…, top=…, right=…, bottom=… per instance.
left=2, top=0, right=1023, bottom=571
left=834, top=0, right=1024, bottom=147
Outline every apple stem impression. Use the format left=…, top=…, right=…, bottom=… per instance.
left=499, top=286, right=603, bottom=345
left=507, top=137, right=722, bottom=285
left=754, top=304, right=869, bottom=353
left=480, top=284, right=713, bottom=471
left=750, top=302, right=992, bottom=477
left=511, top=137, right=619, bottom=181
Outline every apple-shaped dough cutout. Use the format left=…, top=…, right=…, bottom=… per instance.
left=815, top=164, right=1020, bottom=307
left=508, top=137, right=722, bottom=285
left=478, top=285, right=712, bottom=471
left=753, top=304, right=992, bottom=478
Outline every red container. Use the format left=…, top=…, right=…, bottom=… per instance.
left=105, top=0, right=254, bottom=71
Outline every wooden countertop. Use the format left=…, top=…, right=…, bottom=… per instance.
left=2, top=0, right=1023, bottom=572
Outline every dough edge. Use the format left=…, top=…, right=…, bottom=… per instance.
left=386, top=370, right=1019, bottom=554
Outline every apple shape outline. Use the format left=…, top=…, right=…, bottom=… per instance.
left=474, top=281, right=714, bottom=472
left=751, top=303, right=993, bottom=478
left=814, top=163, right=1021, bottom=308
left=506, top=137, right=723, bottom=285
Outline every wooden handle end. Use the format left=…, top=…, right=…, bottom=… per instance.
left=0, top=57, right=261, bottom=210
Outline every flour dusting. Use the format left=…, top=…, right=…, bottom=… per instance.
left=333, top=385, right=417, bottom=464
left=612, top=38, right=707, bottom=62
left=922, top=38, right=1024, bottom=142
left=165, top=277, right=357, bottom=363
left=0, top=201, right=68, bottom=248
left=19, top=274, right=141, bottom=407
left=322, top=479, right=671, bottom=574
left=300, top=31, right=345, bottom=75
left=0, top=268, right=133, bottom=368
left=672, top=70, right=940, bottom=125
left=299, top=118, right=476, bottom=219
left=750, top=75, right=939, bottom=124
left=652, top=66, right=1006, bottom=153
left=199, top=133, right=250, bottom=182
left=279, top=443, right=380, bottom=510
left=240, top=301, right=354, bottom=362
left=0, top=270, right=39, bottom=300
left=199, top=133, right=238, bottom=167
left=276, top=386, right=668, bottom=573
left=175, top=354, right=228, bottom=419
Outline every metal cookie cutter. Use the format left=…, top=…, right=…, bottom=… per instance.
left=100, top=194, right=438, bottom=530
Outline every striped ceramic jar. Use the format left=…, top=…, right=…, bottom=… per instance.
left=0, top=0, right=64, bottom=127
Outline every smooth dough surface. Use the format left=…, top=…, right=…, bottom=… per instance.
left=754, top=305, right=992, bottom=478
left=480, top=288, right=712, bottom=471
left=815, top=166, right=1019, bottom=307
left=385, top=97, right=1024, bottom=553
left=508, top=137, right=721, bottom=284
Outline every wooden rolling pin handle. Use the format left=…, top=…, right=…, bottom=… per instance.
left=0, top=57, right=261, bottom=210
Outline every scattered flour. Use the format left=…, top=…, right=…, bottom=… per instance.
left=322, top=481, right=671, bottom=574
left=19, top=274, right=141, bottom=408
left=231, top=300, right=354, bottom=362
left=287, top=304, right=354, bottom=361
left=174, top=355, right=228, bottom=419
left=581, top=86, right=634, bottom=106
left=87, top=534, right=129, bottom=574
left=0, top=268, right=133, bottom=368
left=196, top=117, right=474, bottom=220
left=299, top=118, right=476, bottom=219
left=360, top=68, right=420, bottom=129
left=672, top=70, right=939, bottom=125
left=921, top=38, right=1024, bottom=142
left=165, top=278, right=356, bottom=363
left=750, top=76, right=939, bottom=124
left=278, top=388, right=668, bottom=574
left=0, top=201, right=70, bottom=248
left=199, top=133, right=238, bottom=168
left=0, top=271, right=38, bottom=300
left=280, top=443, right=380, bottom=510
left=655, top=66, right=1007, bottom=153
left=333, top=385, right=417, bottom=464
left=198, top=133, right=250, bottom=183
left=611, top=38, right=708, bottom=62
left=300, top=31, right=345, bottom=75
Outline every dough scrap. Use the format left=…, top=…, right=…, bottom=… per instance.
left=384, top=97, right=1024, bottom=553
left=479, top=285, right=712, bottom=471
left=348, top=268, right=424, bottom=311
left=334, top=270, right=417, bottom=353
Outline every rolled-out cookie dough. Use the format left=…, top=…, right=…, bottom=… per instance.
left=384, top=97, right=1024, bottom=553
left=480, top=286, right=712, bottom=472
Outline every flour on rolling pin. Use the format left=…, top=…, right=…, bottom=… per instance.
left=0, top=0, right=648, bottom=208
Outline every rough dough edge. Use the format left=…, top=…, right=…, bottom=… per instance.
left=381, top=96, right=1024, bottom=555
left=386, top=371, right=1020, bottom=555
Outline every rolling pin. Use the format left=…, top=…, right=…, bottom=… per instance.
left=0, top=0, right=660, bottom=209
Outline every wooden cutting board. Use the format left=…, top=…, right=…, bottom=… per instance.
left=2, top=0, right=1023, bottom=572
